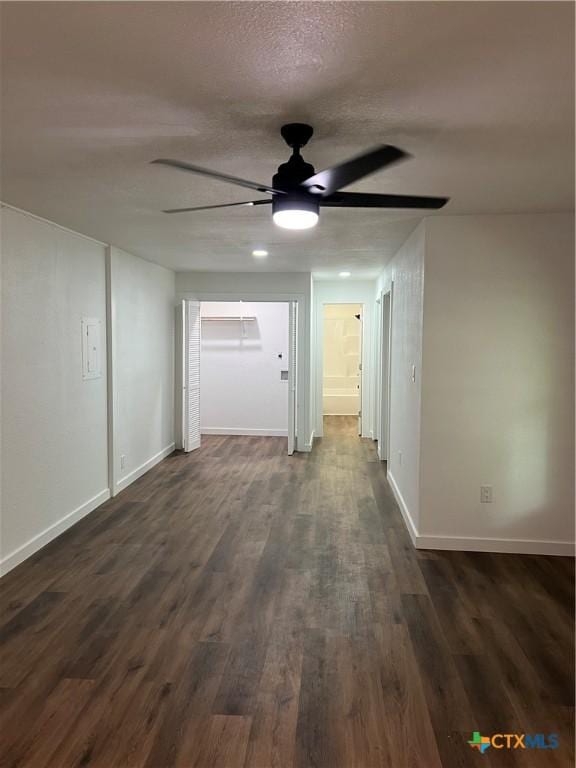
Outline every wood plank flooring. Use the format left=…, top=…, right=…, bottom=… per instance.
left=1, top=416, right=574, bottom=767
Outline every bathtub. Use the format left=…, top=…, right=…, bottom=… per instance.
left=323, top=387, right=360, bottom=416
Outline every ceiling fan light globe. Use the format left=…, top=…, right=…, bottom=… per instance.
left=273, top=209, right=318, bottom=230
left=272, top=194, right=319, bottom=230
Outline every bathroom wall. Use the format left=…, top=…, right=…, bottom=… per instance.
left=323, top=303, right=361, bottom=415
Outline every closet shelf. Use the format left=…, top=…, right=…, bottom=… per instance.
left=201, top=316, right=257, bottom=321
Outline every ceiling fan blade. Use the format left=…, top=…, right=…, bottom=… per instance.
left=152, top=159, right=284, bottom=195
left=301, top=145, right=409, bottom=196
left=163, top=199, right=272, bottom=214
left=320, top=192, right=449, bottom=209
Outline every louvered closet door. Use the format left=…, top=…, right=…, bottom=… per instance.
left=287, top=300, right=298, bottom=455
left=183, top=300, right=201, bottom=453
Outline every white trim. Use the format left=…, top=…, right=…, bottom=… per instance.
left=178, top=291, right=303, bottom=303
left=0, top=201, right=107, bottom=246
left=115, top=443, right=175, bottom=494
left=415, top=534, right=575, bottom=557
left=302, top=430, right=315, bottom=452
left=387, top=471, right=574, bottom=557
left=201, top=428, right=288, bottom=437
left=387, top=471, right=419, bottom=546
left=0, top=489, right=111, bottom=576
left=287, top=300, right=298, bottom=456
left=105, top=247, right=118, bottom=495
left=186, top=290, right=308, bottom=453
left=183, top=300, right=201, bottom=453
left=314, top=294, right=374, bottom=440
left=377, top=288, right=392, bottom=461
left=174, top=301, right=186, bottom=450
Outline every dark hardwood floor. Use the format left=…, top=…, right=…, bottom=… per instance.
left=0, top=416, right=573, bottom=767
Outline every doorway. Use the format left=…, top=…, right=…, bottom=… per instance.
left=378, top=290, right=392, bottom=461
left=180, top=299, right=299, bottom=456
left=322, top=303, right=362, bottom=435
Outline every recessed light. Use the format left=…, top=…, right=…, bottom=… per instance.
left=339, top=271, right=351, bottom=278
left=252, top=249, right=268, bottom=257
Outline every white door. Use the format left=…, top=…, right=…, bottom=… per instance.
left=357, top=310, right=363, bottom=436
left=175, top=300, right=185, bottom=450
left=287, top=300, right=298, bottom=455
left=378, top=291, right=392, bottom=461
left=374, top=299, right=382, bottom=445
left=183, top=300, right=201, bottom=453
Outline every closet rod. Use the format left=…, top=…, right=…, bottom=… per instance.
left=200, top=316, right=257, bottom=321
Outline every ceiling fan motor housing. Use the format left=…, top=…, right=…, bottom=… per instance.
left=273, top=155, right=316, bottom=190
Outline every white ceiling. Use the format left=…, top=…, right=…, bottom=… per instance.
left=1, top=2, right=573, bottom=276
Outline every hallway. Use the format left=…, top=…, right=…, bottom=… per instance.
left=0, top=417, right=573, bottom=767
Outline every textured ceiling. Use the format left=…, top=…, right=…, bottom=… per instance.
left=1, top=1, right=574, bottom=275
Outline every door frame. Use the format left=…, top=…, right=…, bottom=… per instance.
left=317, top=301, right=365, bottom=436
left=378, top=287, right=393, bottom=461
left=177, top=291, right=306, bottom=452
left=182, top=300, right=201, bottom=453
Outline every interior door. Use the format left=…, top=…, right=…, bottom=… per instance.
left=374, top=299, right=382, bottom=445
left=183, top=299, right=201, bottom=453
left=357, top=310, right=363, bottom=436
left=287, top=300, right=298, bottom=455
left=378, top=291, right=391, bottom=461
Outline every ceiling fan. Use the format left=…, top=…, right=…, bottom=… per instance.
left=152, top=123, right=449, bottom=230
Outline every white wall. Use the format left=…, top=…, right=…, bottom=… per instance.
left=0, top=209, right=177, bottom=574
left=110, top=247, right=176, bottom=493
left=323, top=304, right=362, bottom=383
left=176, top=271, right=313, bottom=450
left=419, top=213, right=574, bottom=554
left=376, top=224, right=425, bottom=534
left=200, top=301, right=289, bottom=436
left=323, top=303, right=361, bottom=415
left=312, top=280, right=377, bottom=438
left=1, top=207, right=109, bottom=572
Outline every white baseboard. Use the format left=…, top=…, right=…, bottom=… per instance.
left=0, top=488, right=111, bottom=576
left=415, top=534, right=575, bottom=557
left=387, top=471, right=418, bottom=546
left=386, top=472, right=574, bottom=557
left=201, top=428, right=287, bottom=437
left=115, top=443, right=175, bottom=494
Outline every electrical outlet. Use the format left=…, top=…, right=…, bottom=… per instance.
left=480, top=485, right=493, bottom=503
left=411, top=364, right=416, bottom=383
left=398, top=451, right=402, bottom=466
left=120, top=454, right=126, bottom=470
